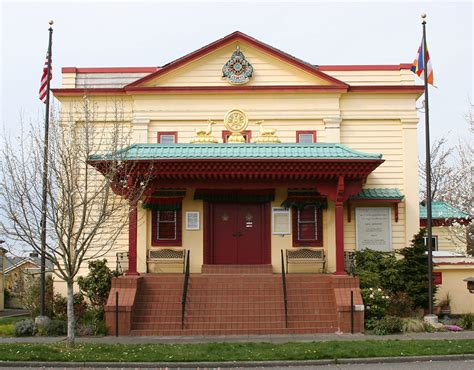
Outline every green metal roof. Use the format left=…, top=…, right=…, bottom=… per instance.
left=420, top=201, right=470, bottom=220
left=350, top=188, right=404, bottom=200
left=90, top=143, right=382, bottom=161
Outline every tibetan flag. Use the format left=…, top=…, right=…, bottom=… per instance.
left=39, top=49, right=52, bottom=103
left=411, top=38, right=434, bottom=85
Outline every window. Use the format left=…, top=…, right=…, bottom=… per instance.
left=151, top=210, right=182, bottom=246
left=157, top=132, right=177, bottom=144
left=296, top=131, right=317, bottom=144
left=222, top=130, right=252, bottom=143
left=292, top=206, right=323, bottom=246
left=423, top=235, right=438, bottom=251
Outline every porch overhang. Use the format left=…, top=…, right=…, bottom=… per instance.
left=88, top=143, right=384, bottom=190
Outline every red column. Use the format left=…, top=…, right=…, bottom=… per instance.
left=126, top=204, right=139, bottom=276
left=334, top=201, right=346, bottom=275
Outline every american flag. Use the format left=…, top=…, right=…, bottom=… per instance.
left=39, top=49, right=52, bottom=103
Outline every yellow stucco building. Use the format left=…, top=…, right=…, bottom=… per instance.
left=53, top=31, right=426, bottom=335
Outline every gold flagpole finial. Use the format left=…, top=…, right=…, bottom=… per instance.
left=421, top=13, right=426, bottom=19
left=48, top=20, right=54, bottom=25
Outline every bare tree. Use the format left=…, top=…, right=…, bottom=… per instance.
left=0, top=97, right=150, bottom=346
left=419, top=101, right=473, bottom=254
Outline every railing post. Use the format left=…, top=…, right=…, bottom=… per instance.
left=350, top=290, right=354, bottom=334
left=115, top=291, right=119, bottom=337
left=281, top=250, right=288, bottom=329
left=181, top=250, right=190, bottom=330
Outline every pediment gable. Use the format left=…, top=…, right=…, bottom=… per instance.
left=127, top=32, right=348, bottom=89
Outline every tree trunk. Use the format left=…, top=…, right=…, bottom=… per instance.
left=66, top=281, right=75, bottom=348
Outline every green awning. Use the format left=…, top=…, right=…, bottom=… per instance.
left=90, top=143, right=383, bottom=161
left=420, top=201, right=470, bottom=220
left=350, top=188, right=404, bottom=201
left=281, top=190, right=328, bottom=209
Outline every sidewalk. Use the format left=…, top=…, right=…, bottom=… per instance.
left=1, top=331, right=474, bottom=344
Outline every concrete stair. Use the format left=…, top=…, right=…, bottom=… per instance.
left=129, top=266, right=340, bottom=336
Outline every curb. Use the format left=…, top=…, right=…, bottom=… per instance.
left=1, top=354, right=474, bottom=368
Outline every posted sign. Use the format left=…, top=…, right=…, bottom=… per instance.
left=356, top=207, right=392, bottom=251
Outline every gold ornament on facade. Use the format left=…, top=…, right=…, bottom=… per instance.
left=253, top=120, right=281, bottom=143
left=224, top=108, right=249, bottom=143
left=190, top=120, right=218, bottom=144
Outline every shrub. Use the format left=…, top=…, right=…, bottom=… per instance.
left=76, top=321, right=107, bottom=336
left=46, top=320, right=67, bottom=336
left=21, top=275, right=54, bottom=317
left=361, top=287, right=391, bottom=321
left=78, top=259, right=116, bottom=309
left=354, top=249, right=401, bottom=293
left=52, top=293, right=87, bottom=322
left=53, top=294, right=67, bottom=320
left=14, top=319, right=36, bottom=337
left=388, top=292, right=415, bottom=317
left=401, top=318, right=426, bottom=333
left=397, top=229, right=438, bottom=309
left=372, top=316, right=403, bottom=335
left=459, top=313, right=474, bottom=330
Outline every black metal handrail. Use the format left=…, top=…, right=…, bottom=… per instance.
left=280, top=249, right=288, bottom=328
left=181, top=250, right=190, bottom=330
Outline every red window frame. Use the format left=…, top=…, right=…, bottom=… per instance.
left=151, top=209, right=182, bottom=246
left=296, top=130, right=317, bottom=143
left=222, top=130, right=252, bottom=143
left=157, top=131, right=178, bottom=144
left=292, top=206, right=323, bottom=247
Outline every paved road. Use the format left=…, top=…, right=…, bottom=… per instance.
left=3, top=360, right=474, bottom=369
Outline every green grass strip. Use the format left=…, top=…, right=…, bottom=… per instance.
left=0, top=339, right=473, bottom=362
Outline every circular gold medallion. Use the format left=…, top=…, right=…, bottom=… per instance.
left=224, top=109, right=248, bottom=133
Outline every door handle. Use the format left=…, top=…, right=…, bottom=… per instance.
left=232, top=231, right=242, bottom=237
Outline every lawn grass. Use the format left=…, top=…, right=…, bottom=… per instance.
left=0, top=316, right=30, bottom=337
left=0, top=339, right=473, bottom=362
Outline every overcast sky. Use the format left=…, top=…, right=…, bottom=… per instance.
left=1, top=0, right=472, bottom=154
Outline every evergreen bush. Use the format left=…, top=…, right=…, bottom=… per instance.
left=14, top=319, right=36, bottom=337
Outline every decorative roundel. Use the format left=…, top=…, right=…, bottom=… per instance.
left=222, top=46, right=253, bottom=85
left=224, top=108, right=248, bottom=133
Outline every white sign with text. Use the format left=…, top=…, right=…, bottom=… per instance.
left=355, top=207, right=392, bottom=251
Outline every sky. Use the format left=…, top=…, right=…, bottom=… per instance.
left=0, top=0, right=472, bottom=155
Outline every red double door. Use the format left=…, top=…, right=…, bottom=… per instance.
left=211, top=203, right=269, bottom=265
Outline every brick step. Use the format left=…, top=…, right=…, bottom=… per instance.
left=130, top=326, right=339, bottom=336
left=201, top=265, right=274, bottom=274
left=133, top=305, right=337, bottom=314
left=140, top=283, right=186, bottom=289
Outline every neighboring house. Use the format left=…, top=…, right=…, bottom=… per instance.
left=420, top=201, right=474, bottom=314
left=53, top=31, right=424, bottom=335
left=0, top=247, right=6, bottom=311
left=4, top=254, right=53, bottom=309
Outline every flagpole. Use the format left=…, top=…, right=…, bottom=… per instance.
left=39, top=20, right=54, bottom=319
left=421, top=14, right=434, bottom=316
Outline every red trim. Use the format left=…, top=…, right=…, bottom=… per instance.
left=334, top=201, right=345, bottom=275
left=126, top=31, right=349, bottom=88
left=420, top=218, right=471, bottom=227
left=157, top=131, right=178, bottom=144
left=61, top=67, right=159, bottom=73
left=296, top=130, right=317, bottom=143
left=349, top=85, right=425, bottom=94
left=222, top=130, right=252, bottom=143
left=347, top=199, right=402, bottom=222
left=126, top=205, right=139, bottom=276
left=53, top=84, right=425, bottom=97
left=292, top=206, right=323, bottom=247
left=433, top=272, right=442, bottom=285
left=319, top=64, right=412, bottom=71
left=151, top=209, right=183, bottom=246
